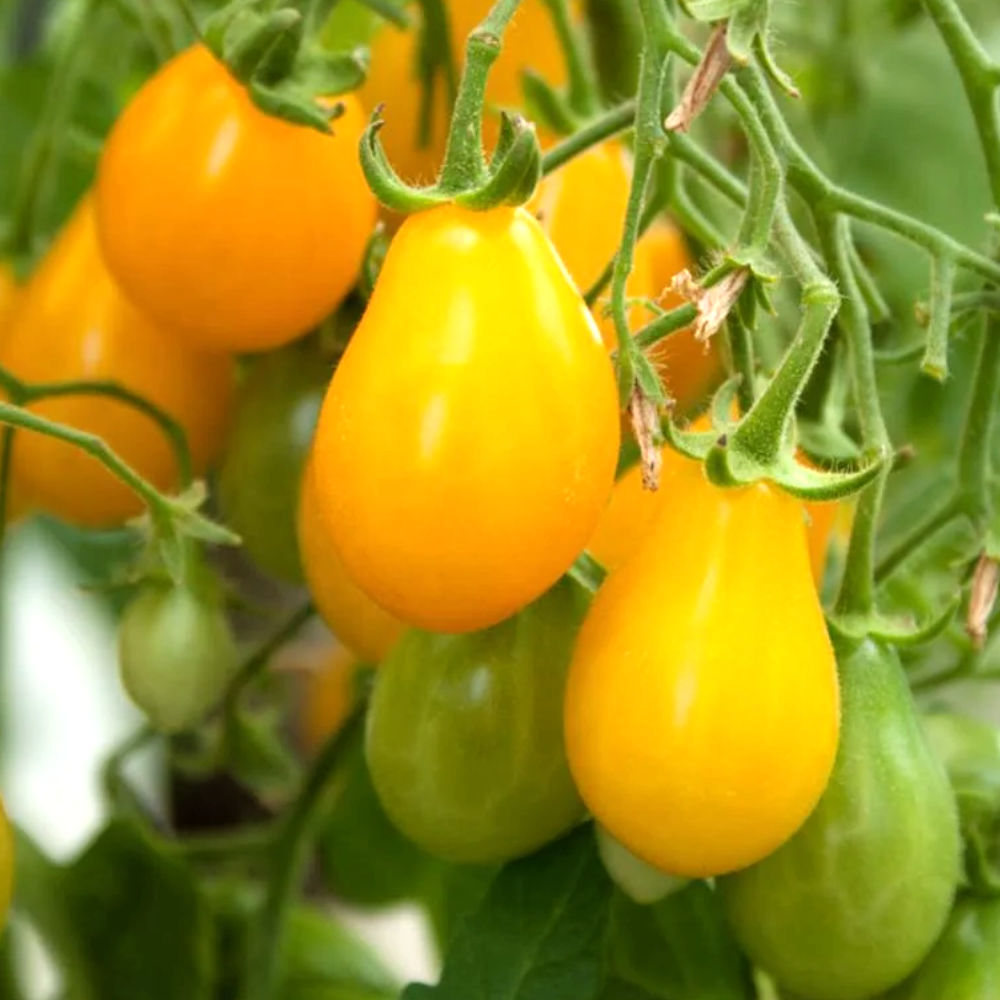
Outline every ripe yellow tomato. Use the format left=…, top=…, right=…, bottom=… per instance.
left=96, top=44, right=376, bottom=353
left=298, top=457, right=403, bottom=663
left=299, top=644, right=361, bottom=756
left=311, top=204, right=620, bottom=633
left=361, top=0, right=568, bottom=185
left=0, top=197, right=234, bottom=527
left=566, top=456, right=839, bottom=878
left=590, top=441, right=839, bottom=587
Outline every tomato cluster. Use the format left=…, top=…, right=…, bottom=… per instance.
left=0, top=4, right=985, bottom=997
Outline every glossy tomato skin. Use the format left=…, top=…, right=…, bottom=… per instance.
left=722, top=640, right=960, bottom=1000
left=297, top=456, right=404, bottom=663
left=311, top=204, right=620, bottom=634
left=96, top=45, right=376, bottom=353
left=565, top=456, right=839, bottom=878
left=366, top=578, right=588, bottom=864
left=886, top=896, right=1000, bottom=1000
left=361, top=0, right=567, bottom=185
left=0, top=197, right=233, bottom=527
left=218, top=340, right=330, bottom=581
left=118, top=581, right=239, bottom=733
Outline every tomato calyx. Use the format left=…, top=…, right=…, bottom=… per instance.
left=199, top=0, right=368, bottom=133
left=360, top=5, right=544, bottom=216
left=361, top=105, right=542, bottom=214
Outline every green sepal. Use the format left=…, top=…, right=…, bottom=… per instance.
left=726, top=0, right=764, bottom=64
left=248, top=80, right=337, bottom=133
left=202, top=0, right=258, bottom=57
left=703, top=438, right=883, bottom=499
left=254, top=8, right=304, bottom=84
left=726, top=247, right=780, bottom=285
left=662, top=418, right=718, bottom=461
left=520, top=69, right=580, bottom=137
left=828, top=598, right=960, bottom=647
left=224, top=7, right=302, bottom=84
left=359, top=113, right=448, bottom=212
left=709, top=374, right=743, bottom=430
left=292, top=45, right=369, bottom=97
left=770, top=449, right=884, bottom=501
left=456, top=114, right=542, bottom=209
left=797, top=420, right=862, bottom=463
left=752, top=27, right=800, bottom=98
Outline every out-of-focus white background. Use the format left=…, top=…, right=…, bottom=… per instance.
left=1, top=521, right=437, bottom=996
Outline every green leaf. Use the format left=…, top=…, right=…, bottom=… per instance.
left=405, top=825, right=612, bottom=1000
left=61, top=819, right=214, bottom=1000
left=280, top=906, right=399, bottom=998
left=608, top=883, right=754, bottom=1000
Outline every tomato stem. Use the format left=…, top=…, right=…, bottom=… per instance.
left=242, top=710, right=365, bottom=1000
left=0, top=364, right=194, bottom=487
left=437, top=0, right=525, bottom=192
left=542, top=0, right=601, bottom=118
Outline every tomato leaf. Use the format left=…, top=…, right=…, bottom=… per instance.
left=404, top=825, right=612, bottom=1000
left=608, top=883, right=754, bottom=1000
left=59, top=819, right=215, bottom=1000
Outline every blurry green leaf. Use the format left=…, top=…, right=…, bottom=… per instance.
left=62, top=819, right=214, bottom=1000
left=404, top=825, right=612, bottom=1000
left=608, top=883, right=753, bottom=1000
left=280, top=906, right=398, bottom=999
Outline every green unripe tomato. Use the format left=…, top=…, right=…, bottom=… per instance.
left=885, top=895, right=1000, bottom=999
left=595, top=825, right=688, bottom=905
left=218, top=340, right=329, bottom=581
left=118, top=580, right=238, bottom=733
left=365, top=578, right=588, bottom=864
left=722, top=640, right=961, bottom=1000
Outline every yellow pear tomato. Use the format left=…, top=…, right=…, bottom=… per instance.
left=310, top=204, right=620, bottom=633
left=0, top=197, right=234, bottom=527
left=566, top=456, right=840, bottom=878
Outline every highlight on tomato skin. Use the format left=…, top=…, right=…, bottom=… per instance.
left=0, top=196, right=234, bottom=527
left=565, top=455, right=840, bottom=879
left=96, top=44, right=376, bottom=354
left=309, top=202, right=620, bottom=635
